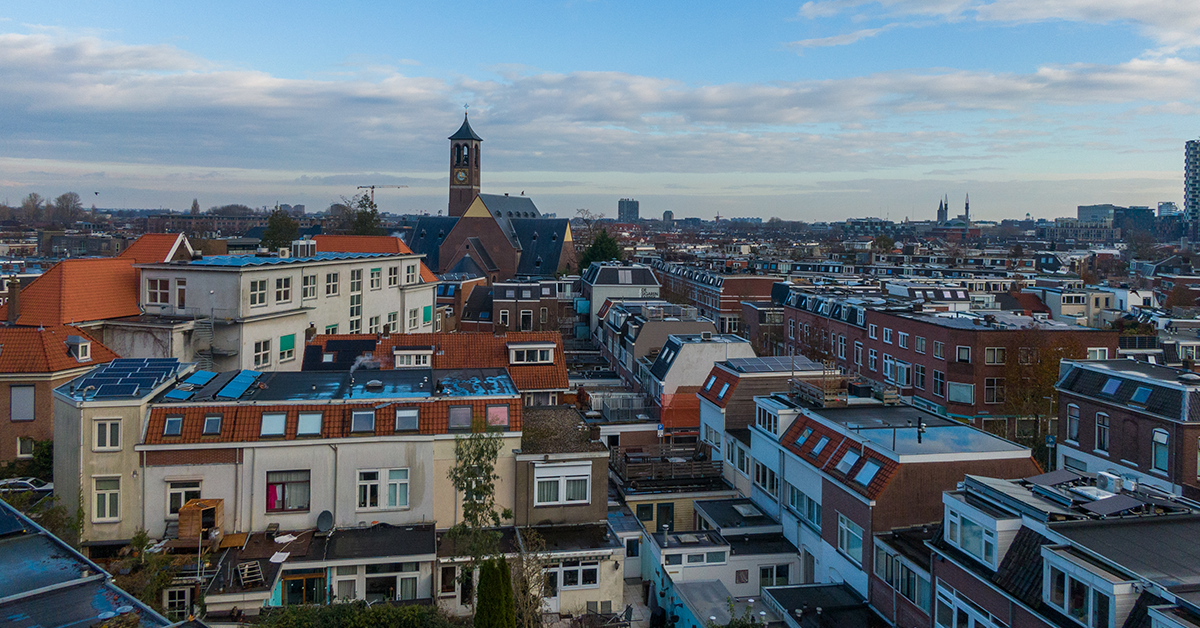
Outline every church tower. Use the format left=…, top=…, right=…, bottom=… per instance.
left=448, top=114, right=482, bottom=217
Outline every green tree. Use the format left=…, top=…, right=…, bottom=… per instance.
left=446, top=417, right=514, bottom=607
left=872, top=234, right=895, bottom=252
left=350, top=193, right=384, bottom=236
left=190, top=198, right=201, bottom=215
left=475, top=559, right=502, bottom=628
left=260, top=208, right=299, bottom=251
left=579, top=228, right=621, bottom=269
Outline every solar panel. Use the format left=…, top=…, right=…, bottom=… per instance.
left=1082, top=494, right=1144, bottom=516
left=184, top=370, right=217, bottom=386
left=121, top=377, right=160, bottom=389
left=94, top=384, right=139, bottom=398
left=216, top=371, right=259, bottom=399
left=110, top=359, right=148, bottom=367
left=163, top=389, right=194, bottom=401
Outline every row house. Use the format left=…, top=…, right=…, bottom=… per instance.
left=595, top=301, right=715, bottom=391
left=648, top=259, right=779, bottom=334
left=302, top=331, right=570, bottom=407
left=642, top=333, right=756, bottom=437
left=147, top=212, right=326, bottom=235
left=929, top=470, right=1200, bottom=628
left=740, top=301, right=785, bottom=356
left=1023, top=285, right=1114, bottom=328
left=1055, top=359, right=1200, bottom=500
left=491, top=277, right=579, bottom=336
left=580, top=262, right=660, bottom=332
left=137, top=245, right=437, bottom=372
left=742, top=391, right=1038, bottom=603
left=0, top=326, right=118, bottom=461
left=779, top=284, right=1118, bottom=436
left=53, top=357, right=523, bottom=550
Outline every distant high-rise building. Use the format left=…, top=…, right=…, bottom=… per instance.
left=662, top=210, right=674, bottom=224
left=618, top=198, right=639, bottom=223
left=1160, top=201, right=1181, bottom=217
left=1186, top=139, right=1200, bottom=232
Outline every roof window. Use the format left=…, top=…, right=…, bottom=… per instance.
left=1100, top=378, right=1121, bottom=396
left=1131, top=386, right=1152, bottom=405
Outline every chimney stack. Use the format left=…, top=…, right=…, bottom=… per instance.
left=7, top=277, right=19, bottom=324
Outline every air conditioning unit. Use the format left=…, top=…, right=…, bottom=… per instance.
left=701, top=331, right=713, bottom=340
left=1096, top=471, right=1123, bottom=493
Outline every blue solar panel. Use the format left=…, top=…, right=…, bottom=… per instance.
left=110, top=359, right=148, bottom=367
left=94, top=384, right=139, bottom=398
left=163, top=389, right=194, bottom=401
left=121, top=377, right=160, bottom=389
left=216, top=371, right=259, bottom=399
left=184, top=370, right=217, bottom=386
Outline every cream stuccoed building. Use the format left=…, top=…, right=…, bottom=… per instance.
left=136, top=245, right=437, bottom=372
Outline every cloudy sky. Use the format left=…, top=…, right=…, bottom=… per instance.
left=1, top=1, right=1199, bottom=222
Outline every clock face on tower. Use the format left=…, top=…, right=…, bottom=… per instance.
left=453, top=169, right=468, bottom=184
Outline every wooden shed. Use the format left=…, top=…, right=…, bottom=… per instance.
left=178, top=498, right=223, bottom=541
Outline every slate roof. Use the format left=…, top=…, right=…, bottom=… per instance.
left=312, top=235, right=437, bottom=282
left=467, top=237, right=499, bottom=272
left=461, top=287, right=494, bottom=321
left=405, top=216, right=460, bottom=269
left=991, top=526, right=1055, bottom=608
left=303, top=332, right=569, bottom=392
left=0, top=258, right=140, bottom=326
left=448, top=114, right=483, bottom=141
left=512, top=218, right=571, bottom=277
left=0, top=326, right=118, bottom=374
left=582, top=263, right=659, bottom=286
left=1057, top=361, right=1188, bottom=421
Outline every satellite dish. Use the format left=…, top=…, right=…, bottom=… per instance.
left=317, top=510, right=334, bottom=533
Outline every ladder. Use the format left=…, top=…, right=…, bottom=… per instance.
left=237, top=561, right=264, bottom=588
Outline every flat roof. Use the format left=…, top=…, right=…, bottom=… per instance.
left=725, top=355, right=824, bottom=374
left=144, top=251, right=398, bottom=268
left=725, top=532, right=797, bottom=556
left=694, top=498, right=777, bottom=530
left=1065, top=359, right=1200, bottom=387
left=1052, top=515, right=1200, bottom=589
left=154, top=368, right=516, bottom=404
left=815, top=406, right=1027, bottom=456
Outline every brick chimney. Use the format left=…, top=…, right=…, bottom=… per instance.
left=6, top=278, right=19, bottom=325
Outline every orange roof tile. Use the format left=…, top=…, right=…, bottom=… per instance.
left=119, top=233, right=188, bottom=264
left=0, top=326, right=119, bottom=374
left=697, top=366, right=738, bottom=408
left=313, top=235, right=438, bottom=284
left=307, top=331, right=569, bottom=392
left=0, top=258, right=140, bottom=326
left=781, top=416, right=900, bottom=500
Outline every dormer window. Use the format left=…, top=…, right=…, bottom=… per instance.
left=1042, top=545, right=1133, bottom=628
left=508, top=342, right=555, bottom=365
left=66, top=336, right=91, bottom=362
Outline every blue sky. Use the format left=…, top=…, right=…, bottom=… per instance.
left=1, top=1, right=1199, bottom=221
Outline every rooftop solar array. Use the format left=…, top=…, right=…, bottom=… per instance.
left=69, top=358, right=181, bottom=400
left=726, top=356, right=823, bottom=373
left=216, top=370, right=261, bottom=400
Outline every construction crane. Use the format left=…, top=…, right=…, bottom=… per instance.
left=356, top=185, right=408, bottom=203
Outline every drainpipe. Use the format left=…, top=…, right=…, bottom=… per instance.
left=329, top=444, right=339, bottom=524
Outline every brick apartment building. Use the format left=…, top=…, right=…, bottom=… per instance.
left=649, top=260, right=780, bottom=335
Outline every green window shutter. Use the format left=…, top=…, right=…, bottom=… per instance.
left=423, top=305, right=432, bottom=323
left=280, top=333, right=295, bottom=352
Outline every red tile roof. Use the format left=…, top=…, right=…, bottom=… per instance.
left=780, top=416, right=900, bottom=500
left=0, top=258, right=140, bottom=326
left=313, top=235, right=438, bottom=283
left=697, top=366, right=738, bottom=408
left=306, top=332, right=569, bottom=392
left=118, top=233, right=188, bottom=264
left=0, top=326, right=119, bottom=374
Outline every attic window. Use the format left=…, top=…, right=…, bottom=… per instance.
left=836, top=450, right=860, bottom=474
left=704, top=376, right=716, bottom=391
left=322, top=353, right=335, bottom=363
left=1100, top=378, right=1121, bottom=396
left=717, top=383, right=729, bottom=399
left=1131, top=386, right=1152, bottom=405
left=66, top=335, right=91, bottom=362
left=796, top=427, right=813, bottom=446
left=854, top=459, right=881, bottom=486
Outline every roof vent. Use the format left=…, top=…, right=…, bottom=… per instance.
left=365, top=379, right=384, bottom=391
left=1180, top=372, right=1200, bottom=383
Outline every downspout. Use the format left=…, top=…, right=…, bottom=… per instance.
left=329, top=444, right=339, bottom=523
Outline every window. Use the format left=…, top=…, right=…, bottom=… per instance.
left=200, top=414, right=221, bottom=435
left=1019, top=347, right=1037, bottom=365
left=915, top=336, right=926, bottom=353
left=520, top=310, right=533, bottom=331
left=836, top=450, right=860, bottom=474
left=1131, top=386, right=1152, bottom=405
left=875, top=544, right=932, bottom=613
left=947, top=382, right=974, bottom=404
left=164, top=587, right=191, bottom=621
left=176, top=279, right=186, bottom=309
left=16, top=437, right=34, bottom=459
left=249, top=279, right=267, bottom=306
left=933, top=341, right=944, bottom=359
left=499, top=310, right=510, bottom=327
left=984, top=378, right=1005, bottom=404
left=325, top=272, right=339, bottom=296
left=788, top=320, right=795, bottom=339
left=440, top=566, right=457, bottom=595
left=915, top=364, right=926, bottom=390
left=756, top=406, right=779, bottom=435
left=796, top=427, right=813, bottom=447
left=868, top=349, right=877, bottom=371
left=788, top=484, right=821, bottom=530
left=1087, top=347, right=1109, bottom=360
left=298, top=412, right=322, bottom=436
left=1152, top=429, right=1169, bottom=472
left=883, top=354, right=894, bottom=380
left=933, top=371, right=945, bottom=397
left=854, top=342, right=862, bottom=366
left=535, top=463, right=591, bottom=505
left=898, top=332, right=908, bottom=349
left=369, top=315, right=381, bottom=334
left=1067, top=404, right=1080, bottom=442
left=163, top=415, right=182, bottom=436
left=838, top=335, right=846, bottom=359
left=553, top=560, right=599, bottom=589
left=395, top=408, right=419, bottom=431
left=718, top=383, right=730, bottom=399
left=883, top=328, right=892, bottom=344
left=855, top=459, right=881, bottom=485
left=358, top=469, right=409, bottom=509
left=409, top=308, right=419, bottom=330
left=1095, top=413, right=1109, bottom=453
left=350, top=269, right=363, bottom=293
left=985, top=347, right=1006, bottom=365
left=302, top=274, right=317, bottom=299
left=449, top=405, right=473, bottom=430
left=324, top=324, right=338, bottom=334
left=760, top=564, right=790, bottom=587
left=370, top=268, right=381, bottom=290
left=946, top=508, right=996, bottom=566
left=869, top=324, right=877, bottom=339
left=148, top=278, right=170, bottom=304
left=388, top=266, right=399, bottom=287
left=10, top=385, right=33, bottom=421
left=810, top=436, right=829, bottom=457
left=254, top=339, right=271, bottom=367
left=95, top=420, right=120, bottom=451
left=1044, top=561, right=1113, bottom=628
left=837, top=514, right=864, bottom=565
left=405, top=264, right=417, bottom=285
left=266, top=470, right=310, bottom=512
left=704, top=376, right=716, bottom=391
left=956, top=346, right=971, bottom=363
left=94, top=477, right=120, bottom=521
left=636, top=504, right=653, bottom=521
left=351, top=410, right=375, bottom=433
left=753, top=462, right=779, bottom=498
left=349, top=294, right=362, bottom=333
left=736, top=445, right=749, bottom=475
left=168, top=481, right=201, bottom=516
left=275, top=277, right=292, bottom=303
left=261, top=412, right=286, bottom=437
left=387, top=311, right=398, bottom=332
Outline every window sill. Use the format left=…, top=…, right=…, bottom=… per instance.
left=93, top=448, right=121, bottom=453
left=1093, top=450, right=1109, bottom=457
left=92, top=519, right=121, bottom=524
left=535, top=501, right=591, bottom=508
left=356, top=506, right=411, bottom=513
left=1149, top=468, right=1169, bottom=477
left=267, top=510, right=311, bottom=515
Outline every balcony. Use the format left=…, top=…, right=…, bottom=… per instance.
left=609, top=443, right=722, bottom=484
left=600, top=395, right=660, bottom=424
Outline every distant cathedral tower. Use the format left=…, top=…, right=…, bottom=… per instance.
left=937, top=198, right=947, bottom=224
left=964, top=193, right=970, bottom=224
left=448, top=114, right=482, bottom=217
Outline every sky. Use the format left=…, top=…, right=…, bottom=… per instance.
left=1, top=1, right=1199, bottom=222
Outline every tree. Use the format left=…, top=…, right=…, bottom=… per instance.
left=513, top=530, right=546, bottom=628
left=206, top=204, right=255, bottom=216
left=497, top=556, right=515, bottom=628
left=474, top=558, right=514, bottom=628
left=255, top=601, right=457, bottom=628
left=1166, top=283, right=1196, bottom=308
left=579, top=229, right=621, bottom=270
left=573, top=208, right=604, bottom=251
left=1002, top=330, right=1086, bottom=466
left=872, top=234, right=895, bottom=252
left=190, top=199, right=200, bottom=215
left=260, top=208, right=299, bottom=252
left=446, top=417, right=514, bottom=607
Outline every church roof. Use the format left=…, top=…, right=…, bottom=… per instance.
left=512, top=219, right=572, bottom=277
left=448, top=115, right=483, bottom=141
left=406, top=216, right=461, bottom=269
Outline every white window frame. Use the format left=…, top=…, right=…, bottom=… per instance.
left=167, top=480, right=201, bottom=518
left=409, top=308, right=419, bottom=330
left=388, top=266, right=399, bottom=287
left=254, top=339, right=271, bottom=368
left=147, top=278, right=170, bottom=305
left=369, top=268, right=382, bottom=290
left=534, top=463, right=591, bottom=506
left=325, top=272, right=340, bottom=296
left=93, top=476, right=121, bottom=522
left=297, top=411, right=323, bottom=436
left=357, top=468, right=410, bottom=510
left=956, top=345, right=971, bottom=363
left=275, top=276, right=292, bottom=303
left=837, top=513, right=864, bottom=565
left=1152, top=429, right=1169, bottom=473
left=301, top=274, right=317, bottom=299
left=94, top=419, right=121, bottom=451
left=869, top=324, right=878, bottom=339
left=405, top=264, right=417, bottom=285
left=945, top=506, right=997, bottom=568
left=985, top=347, right=1006, bottom=365
left=249, top=279, right=267, bottom=307
left=16, top=436, right=34, bottom=459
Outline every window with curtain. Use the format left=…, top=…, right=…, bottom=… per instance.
left=267, top=470, right=310, bottom=512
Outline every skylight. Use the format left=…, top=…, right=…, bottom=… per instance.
left=1101, top=378, right=1121, bottom=395
left=796, top=427, right=813, bottom=447
left=854, top=460, right=882, bottom=486
left=810, top=436, right=829, bottom=457
left=705, top=376, right=716, bottom=391
left=717, top=383, right=730, bottom=399
left=836, top=450, right=860, bottom=474
left=1131, top=386, right=1152, bottom=404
